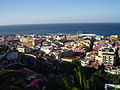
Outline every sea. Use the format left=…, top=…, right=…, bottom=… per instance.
left=0, top=23, right=120, bottom=35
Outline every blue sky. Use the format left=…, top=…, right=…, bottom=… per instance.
left=0, top=0, right=120, bottom=25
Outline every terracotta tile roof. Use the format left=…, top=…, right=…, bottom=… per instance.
left=18, top=68, right=41, bottom=77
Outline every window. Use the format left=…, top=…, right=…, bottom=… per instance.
left=102, top=49, right=105, bottom=52
left=109, top=49, right=114, bottom=52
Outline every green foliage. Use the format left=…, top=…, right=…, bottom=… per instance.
left=114, top=88, right=120, bottom=90
left=72, top=59, right=80, bottom=65
left=94, top=69, right=120, bottom=85
left=72, top=87, right=80, bottom=90
left=46, top=75, right=65, bottom=90
left=62, top=76, right=71, bottom=90
left=62, top=66, right=89, bottom=90
left=110, top=74, right=120, bottom=85
left=60, top=61, right=75, bottom=74
left=88, top=75, right=105, bottom=90
left=94, top=69, right=106, bottom=76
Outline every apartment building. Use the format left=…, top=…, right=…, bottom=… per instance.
left=98, top=47, right=116, bottom=65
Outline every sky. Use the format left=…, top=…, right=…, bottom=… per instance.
left=0, top=0, right=120, bottom=25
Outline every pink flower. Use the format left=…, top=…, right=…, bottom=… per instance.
left=29, top=78, right=45, bottom=90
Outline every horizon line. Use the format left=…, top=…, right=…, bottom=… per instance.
left=0, top=22, right=120, bottom=26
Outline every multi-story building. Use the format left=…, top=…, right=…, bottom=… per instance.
left=98, top=47, right=116, bottom=66
left=20, top=37, right=39, bottom=47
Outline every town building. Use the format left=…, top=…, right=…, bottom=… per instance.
left=97, top=46, right=116, bottom=66
left=20, top=37, right=39, bottom=47
left=105, top=84, right=120, bottom=90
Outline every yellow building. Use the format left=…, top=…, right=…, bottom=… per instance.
left=17, top=47, right=25, bottom=53
left=98, top=47, right=116, bottom=65
left=20, top=38, right=38, bottom=47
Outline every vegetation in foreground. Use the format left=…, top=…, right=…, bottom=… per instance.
left=0, top=46, right=120, bottom=90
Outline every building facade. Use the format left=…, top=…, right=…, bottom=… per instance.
left=98, top=47, right=116, bottom=65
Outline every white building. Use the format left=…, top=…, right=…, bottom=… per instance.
left=98, top=47, right=116, bottom=65
left=105, top=84, right=120, bottom=90
left=41, top=46, right=53, bottom=54
left=81, top=60, right=89, bottom=67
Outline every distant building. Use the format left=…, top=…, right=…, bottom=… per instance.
left=98, top=47, right=116, bottom=65
left=105, top=66, right=120, bottom=75
left=17, top=47, right=26, bottom=53
left=80, top=34, right=96, bottom=37
left=20, top=37, right=39, bottom=47
left=61, top=56, right=81, bottom=62
left=61, top=57, right=74, bottom=62
left=81, top=60, right=89, bottom=67
left=66, top=35, right=79, bottom=40
left=52, top=51, right=61, bottom=60
left=105, top=84, right=120, bottom=90
left=17, top=47, right=31, bottom=53
left=41, top=46, right=53, bottom=54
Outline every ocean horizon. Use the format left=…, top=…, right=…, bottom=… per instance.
left=0, top=23, right=120, bottom=35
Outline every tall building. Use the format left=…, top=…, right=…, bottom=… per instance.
left=98, top=47, right=116, bottom=66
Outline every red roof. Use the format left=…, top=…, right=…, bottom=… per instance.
left=74, top=48, right=86, bottom=53
left=64, top=42, right=74, bottom=46
left=93, top=44, right=102, bottom=51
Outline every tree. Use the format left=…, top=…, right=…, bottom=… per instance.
left=88, top=75, right=105, bottom=90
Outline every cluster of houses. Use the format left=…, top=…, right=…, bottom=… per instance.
left=0, top=34, right=120, bottom=74
left=0, top=33, right=120, bottom=90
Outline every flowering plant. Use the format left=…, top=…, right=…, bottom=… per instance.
left=29, top=78, right=45, bottom=90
